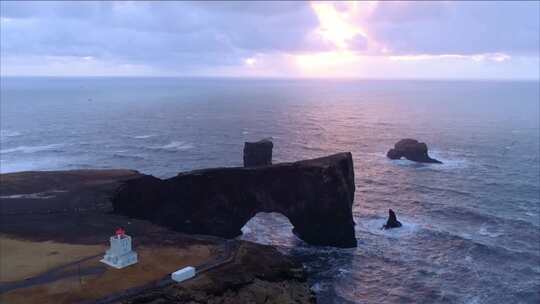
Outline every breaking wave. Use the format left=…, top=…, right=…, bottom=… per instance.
left=0, top=130, right=21, bottom=138
left=131, top=134, right=155, bottom=139
left=150, top=141, right=194, bottom=151
left=0, top=143, right=64, bottom=154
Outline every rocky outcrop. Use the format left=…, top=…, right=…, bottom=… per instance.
left=0, top=169, right=142, bottom=216
left=387, top=138, right=442, bottom=163
left=123, top=242, right=316, bottom=304
left=382, top=209, right=402, bottom=230
left=113, top=153, right=357, bottom=248
left=243, top=138, right=273, bottom=167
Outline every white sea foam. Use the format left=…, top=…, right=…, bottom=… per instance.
left=360, top=217, right=419, bottom=238
left=429, top=150, right=469, bottom=169
left=152, top=141, right=194, bottom=151
left=337, top=268, right=352, bottom=276
left=0, top=143, right=64, bottom=154
left=387, top=150, right=469, bottom=171
left=310, top=282, right=329, bottom=293
left=478, top=226, right=503, bottom=238
left=132, top=134, right=155, bottom=139
left=0, top=130, right=21, bottom=138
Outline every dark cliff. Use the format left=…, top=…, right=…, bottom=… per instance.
left=113, top=152, right=357, bottom=248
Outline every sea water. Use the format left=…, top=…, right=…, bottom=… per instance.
left=1, top=77, right=539, bottom=303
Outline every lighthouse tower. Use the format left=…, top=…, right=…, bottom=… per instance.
left=100, top=228, right=138, bottom=269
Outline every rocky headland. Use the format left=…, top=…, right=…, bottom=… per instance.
left=112, top=152, right=357, bottom=248
left=0, top=169, right=316, bottom=303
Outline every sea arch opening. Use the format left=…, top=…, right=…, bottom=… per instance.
left=238, top=212, right=301, bottom=247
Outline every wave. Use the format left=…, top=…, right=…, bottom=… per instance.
left=150, top=141, right=194, bottom=151
left=111, top=153, right=146, bottom=161
left=0, top=143, right=64, bottom=154
left=131, top=134, right=155, bottom=139
left=409, top=183, right=473, bottom=197
left=359, top=217, right=420, bottom=238
left=298, top=144, right=327, bottom=152
left=478, top=226, right=504, bottom=238
left=310, top=282, right=330, bottom=293
left=384, top=149, right=470, bottom=171
left=357, top=212, right=539, bottom=262
left=0, top=130, right=21, bottom=138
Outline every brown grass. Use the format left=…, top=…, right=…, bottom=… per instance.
left=0, top=237, right=105, bottom=282
left=1, top=237, right=214, bottom=304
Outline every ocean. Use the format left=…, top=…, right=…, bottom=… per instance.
left=1, top=77, right=539, bottom=303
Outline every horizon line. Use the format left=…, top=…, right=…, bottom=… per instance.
left=1, top=75, right=539, bottom=82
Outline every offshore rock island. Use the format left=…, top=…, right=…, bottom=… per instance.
left=113, top=152, right=357, bottom=248
left=387, top=138, right=442, bottom=164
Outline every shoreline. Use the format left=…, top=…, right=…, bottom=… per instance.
left=0, top=169, right=316, bottom=303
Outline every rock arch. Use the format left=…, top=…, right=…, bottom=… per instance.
left=112, top=153, right=357, bottom=248
left=240, top=212, right=296, bottom=243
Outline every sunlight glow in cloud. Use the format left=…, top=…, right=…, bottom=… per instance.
left=292, top=1, right=378, bottom=74
left=292, top=2, right=367, bottom=74
left=289, top=1, right=522, bottom=78
left=244, top=58, right=256, bottom=67
left=310, top=2, right=372, bottom=49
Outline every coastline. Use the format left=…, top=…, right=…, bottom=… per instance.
left=0, top=169, right=316, bottom=303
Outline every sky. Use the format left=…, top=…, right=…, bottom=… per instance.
left=1, top=1, right=539, bottom=79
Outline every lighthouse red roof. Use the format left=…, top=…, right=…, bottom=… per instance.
left=115, top=227, right=126, bottom=237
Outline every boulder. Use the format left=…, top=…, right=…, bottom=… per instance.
left=382, top=209, right=402, bottom=230
left=112, top=153, right=357, bottom=248
left=243, top=138, right=273, bottom=167
left=387, top=138, right=442, bottom=163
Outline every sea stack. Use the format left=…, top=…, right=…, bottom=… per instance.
left=387, top=138, right=442, bottom=163
left=243, top=138, right=273, bottom=167
left=382, top=209, right=402, bottom=230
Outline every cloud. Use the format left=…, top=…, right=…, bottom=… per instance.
left=1, top=1, right=538, bottom=78
left=388, top=53, right=511, bottom=62
left=1, top=1, right=324, bottom=74
left=363, top=1, right=540, bottom=56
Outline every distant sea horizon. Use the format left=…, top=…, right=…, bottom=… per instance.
left=2, top=75, right=539, bottom=81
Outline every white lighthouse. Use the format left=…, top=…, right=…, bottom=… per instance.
left=100, top=228, right=138, bottom=269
